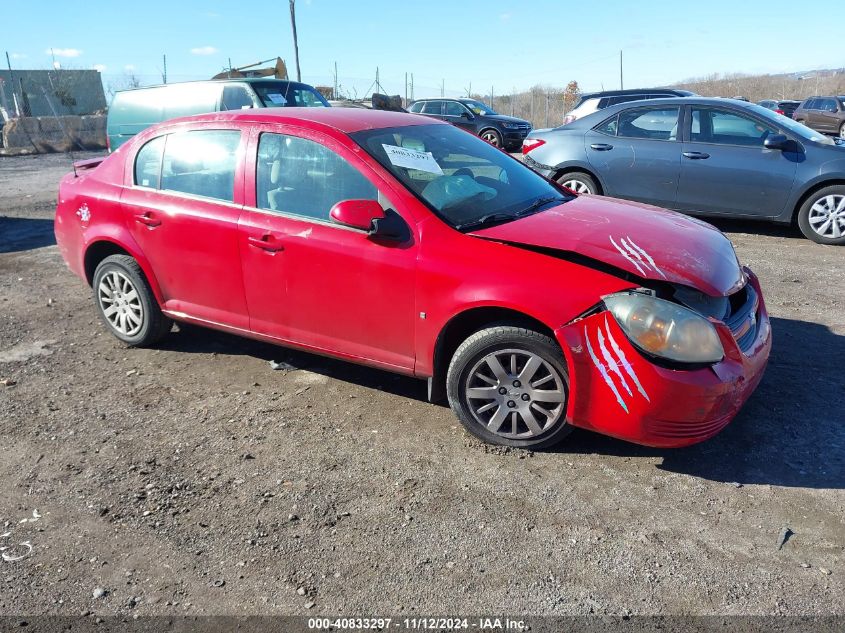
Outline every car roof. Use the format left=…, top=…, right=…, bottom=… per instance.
left=117, top=78, right=317, bottom=93
left=580, top=88, right=695, bottom=99
left=162, top=106, right=446, bottom=134
left=564, top=97, right=763, bottom=126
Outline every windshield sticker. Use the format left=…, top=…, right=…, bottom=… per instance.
left=382, top=144, right=443, bottom=175
left=266, top=93, right=286, bottom=105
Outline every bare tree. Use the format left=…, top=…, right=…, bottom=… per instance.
left=289, top=0, right=301, bottom=82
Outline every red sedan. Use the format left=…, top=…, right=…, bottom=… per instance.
left=54, top=108, right=771, bottom=449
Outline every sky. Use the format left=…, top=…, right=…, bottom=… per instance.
left=3, top=0, right=842, bottom=98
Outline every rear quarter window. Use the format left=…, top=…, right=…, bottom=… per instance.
left=134, top=136, right=165, bottom=188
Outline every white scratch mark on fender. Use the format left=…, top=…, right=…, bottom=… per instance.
left=625, top=237, right=667, bottom=279
left=605, top=316, right=650, bottom=402
left=597, top=327, right=631, bottom=396
left=609, top=236, right=646, bottom=275
left=585, top=326, right=628, bottom=413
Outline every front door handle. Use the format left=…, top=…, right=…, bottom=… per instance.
left=590, top=143, right=614, bottom=151
left=683, top=151, right=710, bottom=160
left=134, top=212, right=161, bottom=227
left=248, top=234, right=284, bottom=253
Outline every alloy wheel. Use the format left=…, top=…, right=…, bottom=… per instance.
left=481, top=130, right=501, bottom=147
left=464, top=348, right=566, bottom=440
left=98, top=270, right=144, bottom=336
left=808, top=194, right=845, bottom=239
left=561, top=178, right=592, bottom=194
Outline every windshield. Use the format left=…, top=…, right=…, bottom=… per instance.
left=351, top=124, right=572, bottom=230
left=746, top=104, right=834, bottom=145
left=251, top=82, right=329, bottom=108
left=463, top=99, right=497, bottom=116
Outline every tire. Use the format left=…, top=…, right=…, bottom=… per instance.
left=556, top=171, right=598, bottom=195
left=797, top=184, right=845, bottom=245
left=479, top=128, right=503, bottom=148
left=92, top=254, right=172, bottom=346
left=840, top=122, right=845, bottom=139
left=446, top=325, right=572, bottom=449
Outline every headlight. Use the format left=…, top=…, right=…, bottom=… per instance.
left=502, top=122, right=518, bottom=129
left=604, top=292, right=724, bottom=364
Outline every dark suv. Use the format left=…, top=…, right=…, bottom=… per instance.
left=793, top=96, right=845, bottom=137
left=408, top=98, right=531, bottom=151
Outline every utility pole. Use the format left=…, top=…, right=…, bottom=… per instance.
left=490, top=85, right=494, bottom=109
left=545, top=92, right=549, bottom=128
left=619, top=49, right=624, bottom=90
left=5, top=51, right=20, bottom=117
left=162, top=54, right=167, bottom=84
left=334, top=62, right=338, bottom=100
left=410, top=73, right=414, bottom=101
left=289, top=0, right=301, bottom=82
left=227, top=57, right=232, bottom=79
left=441, top=79, right=444, bottom=98
left=404, top=72, right=408, bottom=106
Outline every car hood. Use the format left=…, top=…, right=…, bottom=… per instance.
left=470, top=195, right=745, bottom=297
left=486, top=114, right=531, bottom=126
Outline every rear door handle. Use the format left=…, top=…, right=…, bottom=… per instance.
left=248, top=234, right=284, bottom=253
left=683, top=151, right=710, bottom=160
left=134, top=212, right=161, bottom=227
left=590, top=143, right=614, bottom=151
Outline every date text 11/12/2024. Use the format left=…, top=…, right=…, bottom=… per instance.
left=307, top=617, right=527, bottom=630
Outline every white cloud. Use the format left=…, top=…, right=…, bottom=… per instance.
left=10, top=52, right=27, bottom=60
left=124, top=64, right=136, bottom=72
left=93, top=64, right=107, bottom=73
left=47, top=47, right=82, bottom=58
left=190, top=46, right=218, bottom=56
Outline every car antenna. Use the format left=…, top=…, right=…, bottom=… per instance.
left=41, top=86, right=81, bottom=177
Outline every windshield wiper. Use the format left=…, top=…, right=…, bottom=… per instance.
left=516, top=196, right=567, bottom=217
left=455, top=213, right=516, bottom=231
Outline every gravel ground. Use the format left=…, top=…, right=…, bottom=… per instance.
left=0, top=151, right=843, bottom=618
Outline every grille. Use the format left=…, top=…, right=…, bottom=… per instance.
left=724, top=284, right=759, bottom=353
left=647, top=413, right=733, bottom=439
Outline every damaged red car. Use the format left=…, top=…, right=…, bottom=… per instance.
left=54, top=108, right=771, bottom=449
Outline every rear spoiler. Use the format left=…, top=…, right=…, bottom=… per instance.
left=72, top=156, right=106, bottom=175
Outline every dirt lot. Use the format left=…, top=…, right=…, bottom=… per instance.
left=0, top=151, right=843, bottom=618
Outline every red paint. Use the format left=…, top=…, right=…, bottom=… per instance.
left=54, top=108, right=772, bottom=447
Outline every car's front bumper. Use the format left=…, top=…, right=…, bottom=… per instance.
left=555, top=271, right=771, bottom=447
left=503, top=127, right=532, bottom=146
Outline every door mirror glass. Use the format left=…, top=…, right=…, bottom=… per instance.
left=763, top=134, right=790, bottom=150
left=330, top=199, right=385, bottom=232
left=460, top=111, right=473, bottom=119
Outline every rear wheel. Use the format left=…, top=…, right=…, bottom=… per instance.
left=840, top=122, right=845, bottom=139
left=797, top=185, right=845, bottom=245
left=446, top=326, right=572, bottom=449
left=479, top=128, right=502, bottom=148
left=557, top=171, right=598, bottom=195
left=93, top=255, right=172, bottom=346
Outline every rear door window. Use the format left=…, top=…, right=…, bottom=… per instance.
left=616, top=107, right=680, bottom=140
left=421, top=101, right=444, bottom=115
left=160, top=130, right=242, bottom=202
left=134, top=135, right=165, bottom=189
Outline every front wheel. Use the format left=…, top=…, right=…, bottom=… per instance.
left=446, top=326, right=572, bottom=449
left=479, top=129, right=503, bottom=148
left=93, top=254, right=172, bottom=346
left=797, top=185, right=845, bottom=245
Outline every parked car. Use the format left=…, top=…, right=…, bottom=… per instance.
left=55, top=108, right=771, bottom=449
left=106, top=79, right=329, bottom=150
left=561, top=88, right=696, bottom=125
left=757, top=99, right=801, bottom=118
left=523, top=97, right=845, bottom=244
left=792, top=96, right=845, bottom=138
left=408, top=98, right=531, bottom=151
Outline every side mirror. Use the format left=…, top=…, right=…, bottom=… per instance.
left=460, top=111, right=474, bottom=120
left=330, top=199, right=385, bottom=232
left=763, top=134, right=791, bottom=151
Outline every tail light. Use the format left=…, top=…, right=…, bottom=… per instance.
left=562, top=114, right=576, bottom=125
left=522, top=138, right=546, bottom=155
left=774, top=109, right=785, bottom=115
